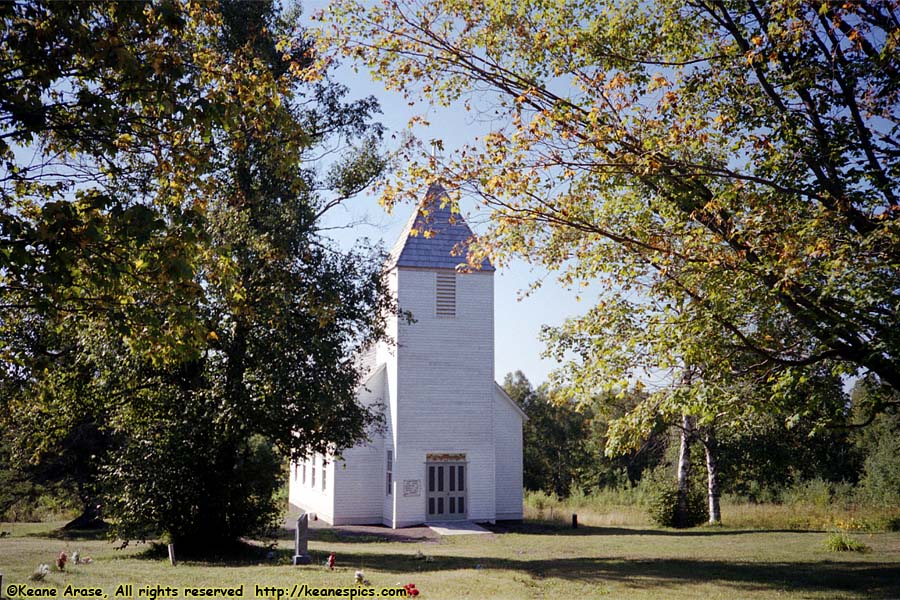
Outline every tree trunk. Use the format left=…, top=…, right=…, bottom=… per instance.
left=703, top=428, right=721, bottom=524
left=676, top=414, right=694, bottom=527
left=64, top=490, right=105, bottom=530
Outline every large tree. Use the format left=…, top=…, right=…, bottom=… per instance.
left=2, top=0, right=391, bottom=547
left=324, top=1, right=900, bottom=432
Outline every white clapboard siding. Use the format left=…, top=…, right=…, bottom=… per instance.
left=493, top=384, right=526, bottom=520
left=391, top=268, right=497, bottom=526
left=330, top=366, right=387, bottom=524
left=289, top=454, right=334, bottom=523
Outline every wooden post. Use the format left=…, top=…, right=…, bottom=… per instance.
left=167, top=543, right=176, bottom=567
left=572, top=514, right=578, bottom=529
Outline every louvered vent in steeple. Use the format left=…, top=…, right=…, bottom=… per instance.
left=435, top=272, right=456, bottom=318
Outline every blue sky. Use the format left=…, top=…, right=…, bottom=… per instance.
left=300, top=3, right=595, bottom=386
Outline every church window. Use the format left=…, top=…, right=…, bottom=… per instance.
left=386, top=450, right=393, bottom=496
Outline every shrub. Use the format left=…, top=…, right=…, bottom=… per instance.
left=857, top=433, right=900, bottom=506
left=824, top=533, right=869, bottom=553
left=525, top=489, right=561, bottom=520
left=526, top=489, right=558, bottom=511
left=643, top=468, right=707, bottom=528
left=782, top=478, right=834, bottom=507
left=647, top=486, right=707, bottom=528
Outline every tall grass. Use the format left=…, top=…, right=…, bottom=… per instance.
left=524, top=488, right=649, bottom=527
left=524, top=478, right=900, bottom=532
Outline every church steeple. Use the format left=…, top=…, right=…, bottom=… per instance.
left=388, top=184, right=494, bottom=271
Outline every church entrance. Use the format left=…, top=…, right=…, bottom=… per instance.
left=425, top=454, right=467, bottom=522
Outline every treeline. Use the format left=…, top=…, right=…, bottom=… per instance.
left=505, top=371, right=900, bottom=524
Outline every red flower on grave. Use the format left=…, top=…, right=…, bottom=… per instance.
left=328, top=552, right=335, bottom=570
left=403, top=583, right=420, bottom=596
left=56, top=551, right=68, bottom=571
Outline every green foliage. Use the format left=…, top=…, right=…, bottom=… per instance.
left=781, top=478, right=841, bottom=509
left=713, top=415, right=862, bottom=500
left=107, top=431, right=282, bottom=551
left=524, top=489, right=559, bottom=515
left=647, top=487, right=707, bottom=530
left=857, top=433, right=900, bottom=506
left=0, top=0, right=227, bottom=364
left=824, top=533, right=870, bottom=553
left=642, top=466, right=707, bottom=529
left=325, top=0, right=900, bottom=446
left=1, top=0, right=391, bottom=550
left=505, top=372, right=593, bottom=497
left=505, top=371, right=665, bottom=498
left=851, top=379, right=900, bottom=505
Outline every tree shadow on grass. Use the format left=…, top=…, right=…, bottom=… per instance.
left=132, top=540, right=285, bottom=567
left=307, top=548, right=900, bottom=599
left=123, top=526, right=433, bottom=566
left=271, top=527, right=426, bottom=544
left=31, top=526, right=110, bottom=541
left=487, top=521, right=822, bottom=537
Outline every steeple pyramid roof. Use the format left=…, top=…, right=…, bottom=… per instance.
left=388, top=183, right=494, bottom=271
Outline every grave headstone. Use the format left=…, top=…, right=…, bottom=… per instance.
left=293, top=513, right=312, bottom=565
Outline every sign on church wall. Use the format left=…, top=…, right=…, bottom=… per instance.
left=403, top=480, right=421, bottom=497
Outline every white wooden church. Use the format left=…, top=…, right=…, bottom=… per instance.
left=289, top=184, right=525, bottom=527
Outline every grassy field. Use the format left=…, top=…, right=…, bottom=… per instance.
left=1, top=519, right=899, bottom=600
left=523, top=488, right=900, bottom=532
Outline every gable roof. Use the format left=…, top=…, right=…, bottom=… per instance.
left=387, top=183, right=494, bottom=271
left=493, top=382, right=528, bottom=421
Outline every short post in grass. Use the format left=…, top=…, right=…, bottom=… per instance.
left=293, top=513, right=312, bottom=565
left=572, top=514, right=578, bottom=529
left=167, top=543, right=176, bottom=567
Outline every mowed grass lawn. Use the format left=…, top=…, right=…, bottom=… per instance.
left=1, top=520, right=899, bottom=600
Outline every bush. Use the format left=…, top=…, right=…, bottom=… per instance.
left=782, top=478, right=834, bottom=507
left=647, top=486, right=708, bottom=528
left=857, top=433, right=900, bottom=506
left=643, top=468, right=707, bottom=528
left=525, top=489, right=561, bottom=520
left=824, top=533, right=869, bottom=553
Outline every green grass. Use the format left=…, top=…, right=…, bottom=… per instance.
left=1, top=520, right=899, bottom=599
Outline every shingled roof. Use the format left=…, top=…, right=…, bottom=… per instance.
left=387, top=183, right=494, bottom=271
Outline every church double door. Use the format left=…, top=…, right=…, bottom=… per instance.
left=425, top=459, right=467, bottom=521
